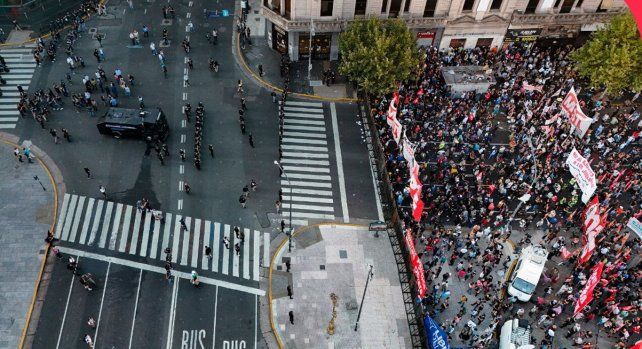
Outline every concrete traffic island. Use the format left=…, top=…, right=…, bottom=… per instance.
left=263, top=224, right=411, bottom=348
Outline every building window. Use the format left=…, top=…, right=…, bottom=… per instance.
left=597, top=0, right=612, bottom=12
left=285, top=0, right=291, bottom=18
left=404, top=0, right=411, bottom=12
left=462, top=0, right=475, bottom=11
left=355, top=0, right=367, bottom=15
left=553, top=0, right=562, bottom=8
left=490, top=0, right=502, bottom=10
left=476, top=38, right=493, bottom=47
left=525, top=0, right=539, bottom=13
left=559, top=0, right=574, bottom=13
left=575, top=0, right=583, bottom=7
left=321, top=0, right=334, bottom=16
left=423, top=0, right=438, bottom=17
left=449, top=38, right=466, bottom=48
left=381, top=0, right=388, bottom=13
left=389, top=0, right=402, bottom=17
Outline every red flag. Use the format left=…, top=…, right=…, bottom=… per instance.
left=631, top=338, right=642, bottom=349
left=412, top=199, right=424, bottom=222
left=625, top=0, right=642, bottom=39
left=574, top=261, right=605, bottom=315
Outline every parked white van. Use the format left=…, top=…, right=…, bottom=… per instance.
left=507, top=245, right=549, bottom=302
left=499, top=318, right=534, bottom=349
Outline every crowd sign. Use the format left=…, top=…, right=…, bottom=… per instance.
left=423, top=315, right=450, bottom=349
left=404, top=229, right=427, bottom=298
left=566, top=148, right=596, bottom=204
left=627, top=217, right=642, bottom=239
left=561, top=87, right=593, bottom=138
left=579, top=196, right=607, bottom=265
left=574, top=261, right=604, bottom=315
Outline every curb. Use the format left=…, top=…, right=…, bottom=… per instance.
left=266, top=222, right=368, bottom=349
left=233, top=32, right=358, bottom=103
left=0, top=132, right=64, bottom=349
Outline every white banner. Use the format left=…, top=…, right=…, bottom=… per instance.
left=391, top=118, right=402, bottom=145
left=566, top=148, right=597, bottom=204
left=627, top=217, right=642, bottom=239
left=561, top=87, right=579, bottom=115
left=561, top=87, right=593, bottom=138
left=386, top=93, right=399, bottom=127
left=402, top=134, right=416, bottom=167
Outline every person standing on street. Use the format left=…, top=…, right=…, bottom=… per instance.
left=84, top=167, right=92, bottom=178
left=180, top=217, right=188, bottom=231
left=62, top=128, right=71, bottom=142
left=208, top=144, right=214, bottom=157
left=205, top=245, right=212, bottom=259
left=288, top=311, right=294, bottom=325
left=83, top=334, right=94, bottom=348
left=287, top=285, right=293, bottom=299
left=191, top=270, right=200, bottom=286
left=184, top=181, right=191, bottom=194
left=50, top=128, right=59, bottom=143
left=99, top=185, right=107, bottom=199
left=248, top=133, right=254, bottom=148
left=239, top=195, right=246, bottom=208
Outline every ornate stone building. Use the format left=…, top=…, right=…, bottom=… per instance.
left=260, top=0, right=627, bottom=61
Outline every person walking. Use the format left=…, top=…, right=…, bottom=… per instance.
left=208, top=144, right=214, bottom=157
left=288, top=311, right=294, bottom=325
left=180, top=217, right=188, bottom=231
left=204, top=245, right=212, bottom=259
left=184, top=181, right=191, bottom=194
left=14, top=147, right=23, bottom=162
left=87, top=317, right=96, bottom=329
left=222, top=236, right=230, bottom=249
left=83, top=334, right=94, bottom=348
left=50, top=128, right=59, bottom=144
left=84, top=167, right=92, bottom=178
left=287, top=285, right=293, bottom=299
left=258, top=64, right=263, bottom=77
left=239, top=194, right=246, bottom=208
left=190, top=270, right=200, bottom=286
left=98, top=185, right=107, bottom=199
left=61, top=128, right=71, bottom=142
left=179, top=149, right=186, bottom=161
left=248, top=133, right=254, bottom=148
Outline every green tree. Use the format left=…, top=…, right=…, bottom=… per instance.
left=571, top=12, right=642, bottom=96
left=338, top=18, right=419, bottom=96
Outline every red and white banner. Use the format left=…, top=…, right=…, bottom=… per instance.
left=408, top=162, right=424, bottom=222
left=523, top=81, right=543, bottom=92
left=631, top=339, right=642, bottom=349
left=404, top=229, right=426, bottom=298
left=568, top=106, right=593, bottom=138
left=561, top=87, right=593, bottom=138
left=402, top=134, right=416, bottom=167
left=578, top=196, right=607, bottom=265
left=566, top=148, right=597, bottom=204
left=386, top=92, right=399, bottom=127
left=574, top=261, right=604, bottom=315
left=391, top=118, right=403, bottom=145
left=412, top=198, right=424, bottom=222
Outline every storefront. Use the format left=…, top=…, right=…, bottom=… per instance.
left=502, top=28, right=542, bottom=45
left=416, top=30, right=437, bottom=47
left=271, top=23, right=288, bottom=55
left=298, top=34, right=331, bottom=60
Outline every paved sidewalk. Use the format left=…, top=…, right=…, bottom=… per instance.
left=269, top=224, right=411, bottom=348
left=0, top=135, right=58, bottom=349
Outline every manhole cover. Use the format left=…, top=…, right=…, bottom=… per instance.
left=161, top=19, right=173, bottom=26
left=339, top=250, right=347, bottom=259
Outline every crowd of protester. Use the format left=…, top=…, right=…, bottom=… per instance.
left=371, top=42, right=642, bottom=348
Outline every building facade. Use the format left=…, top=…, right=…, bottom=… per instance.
left=261, top=0, right=627, bottom=61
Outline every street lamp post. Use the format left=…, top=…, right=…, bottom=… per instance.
left=274, top=160, right=293, bottom=252
left=354, top=264, right=374, bottom=331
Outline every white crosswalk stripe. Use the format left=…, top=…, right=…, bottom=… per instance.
left=280, top=100, right=336, bottom=227
left=56, top=194, right=269, bottom=284
left=0, top=47, right=36, bottom=129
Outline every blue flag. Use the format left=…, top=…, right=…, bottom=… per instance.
left=424, top=315, right=450, bottom=349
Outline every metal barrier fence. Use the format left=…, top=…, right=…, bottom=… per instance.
left=358, top=92, right=427, bottom=348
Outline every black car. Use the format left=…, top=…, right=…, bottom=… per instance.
left=97, top=107, right=169, bottom=141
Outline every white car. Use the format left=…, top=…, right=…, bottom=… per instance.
left=507, top=245, right=549, bottom=302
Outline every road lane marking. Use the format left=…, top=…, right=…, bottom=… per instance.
left=254, top=294, right=258, bottom=349
left=99, top=201, right=114, bottom=248
left=202, top=220, right=211, bottom=269
left=222, top=225, right=230, bottom=275
left=253, top=230, right=260, bottom=281
left=182, top=93, right=187, bottom=100
left=93, top=262, right=111, bottom=349
left=279, top=158, right=330, bottom=166
left=282, top=173, right=331, bottom=181
left=262, top=233, right=269, bottom=267
left=178, top=180, right=183, bottom=191
left=180, top=134, right=186, bottom=143
left=109, top=203, right=124, bottom=250
left=212, top=286, right=218, bottom=349
left=280, top=144, right=328, bottom=152
left=179, top=164, right=184, bottom=174
left=285, top=100, right=323, bottom=107
left=149, top=216, right=161, bottom=258
left=181, top=120, right=186, bottom=128
left=290, top=212, right=335, bottom=219
left=282, top=151, right=329, bottom=159
left=79, top=198, right=95, bottom=244
left=166, top=274, right=179, bottom=349
left=181, top=217, right=191, bottom=266
left=55, top=257, right=78, bottom=349
left=54, top=247, right=265, bottom=295
left=282, top=131, right=326, bottom=139
left=213, top=222, right=220, bottom=272
left=284, top=118, right=326, bottom=126
left=128, top=270, right=143, bottom=349
left=159, top=213, right=173, bottom=260
left=119, top=205, right=133, bottom=252
left=232, top=230, right=240, bottom=277
left=88, top=200, right=104, bottom=245
left=281, top=180, right=332, bottom=188
left=283, top=203, right=334, bottom=212
left=281, top=137, right=327, bottom=145
left=282, top=165, right=330, bottom=173
left=69, top=195, right=85, bottom=242
left=61, top=194, right=78, bottom=241
left=283, top=124, right=326, bottom=132
left=177, top=199, right=183, bottom=210
left=192, top=219, right=201, bottom=267
left=283, top=195, right=333, bottom=204
left=243, top=228, right=250, bottom=279
left=172, top=215, right=181, bottom=263
left=331, top=103, right=350, bottom=223
left=285, top=188, right=333, bottom=196
left=284, top=106, right=323, bottom=113
left=139, top=211, right=152, bottom=256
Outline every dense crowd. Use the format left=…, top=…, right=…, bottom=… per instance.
left=372, top=43, right=642, bottom=348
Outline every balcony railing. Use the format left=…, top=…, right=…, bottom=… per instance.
left=511, top=10, right=622, bottom=25
left=262, top=6, right=447, bottom=31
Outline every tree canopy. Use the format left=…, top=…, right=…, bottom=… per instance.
left=338, top=18, right=419, bottom=96
left=571, top=12, right=642, bottom=96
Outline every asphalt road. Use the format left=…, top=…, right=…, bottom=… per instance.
left=15, top=0, right=379, bottom=346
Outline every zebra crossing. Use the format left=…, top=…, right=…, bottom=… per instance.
left=0, top=46, right=36, bottom=129
left=281, top=100, right=336, bottom=227
left=54, top=194, right=270, bottom=282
